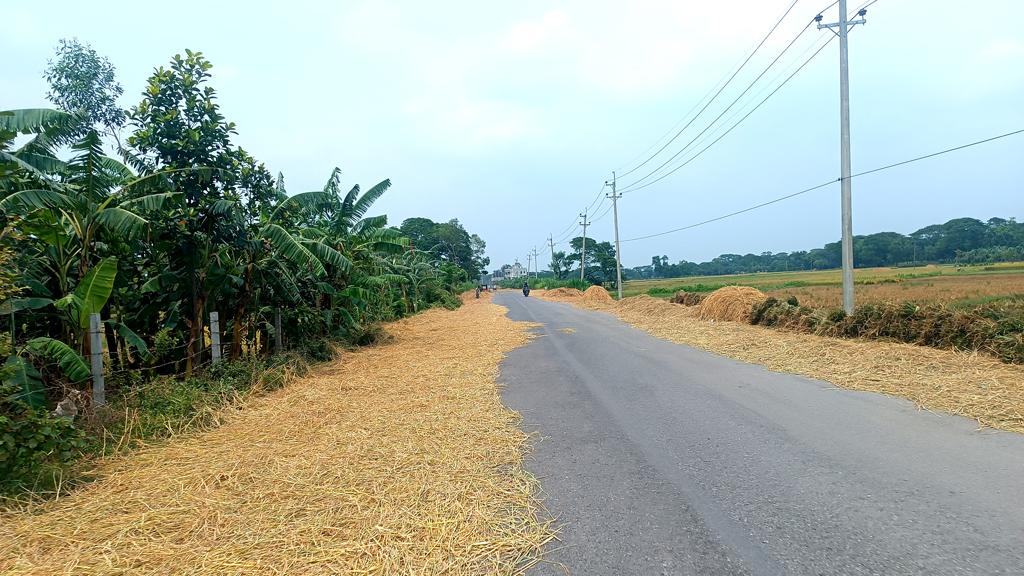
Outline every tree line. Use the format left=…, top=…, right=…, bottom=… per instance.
left=629, top=217, right=1024, bottom=279
left=1, top=41, right=486, bottom=415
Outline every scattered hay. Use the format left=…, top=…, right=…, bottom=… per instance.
left=547, top=287, right=582, bottom=298
left=554, top=295, right=1024, bottom=434
left=558, top=328, right=577, bottom=334
left=617, top=295, right=682, bottom=317
left=0, top=295, right=553, bottom=574
left=582, top=285, right=614, bottom=303
left=670, top=291, right=706, bottom=306
left=698, top=286, right=766, bottom=322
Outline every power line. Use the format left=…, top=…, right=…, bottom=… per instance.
left=620, top=8, right=829, bottom=192
left=616, top=0, right=805, bottom=180
left=621, top=128, right=1024, bottom=242
left=621, top=34, right=835, bottom=195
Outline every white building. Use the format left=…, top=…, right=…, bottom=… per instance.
left=503, top=261, right=528, bottom=280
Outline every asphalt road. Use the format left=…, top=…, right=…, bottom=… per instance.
left=494, top=291, right=1024, bottom=576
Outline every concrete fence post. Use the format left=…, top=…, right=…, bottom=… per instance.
left=274, top=308, right=283, bottom=355
left=210, top=311, right=222, bottom=365
left=89, top=313, right=105, bottom=406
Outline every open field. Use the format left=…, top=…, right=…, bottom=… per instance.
left=626, top=262, right=1024, bottom=308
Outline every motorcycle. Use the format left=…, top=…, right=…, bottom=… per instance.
left=522, top=285, right=530, bottom=297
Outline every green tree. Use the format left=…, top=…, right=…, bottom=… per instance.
left=126, top=49, right=239, bottom=374
left=44, top=39, right=126, bottom=139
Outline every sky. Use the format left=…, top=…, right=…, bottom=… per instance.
left=4, top=0, right=1022, bottom=270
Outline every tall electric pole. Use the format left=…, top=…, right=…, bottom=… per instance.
left=532, top=246, right=539, bottom=278
left=579, top=211, right=589, bottom=282
left=547, top=234, right=556, bottom=278
left=818, top=2, right=866, bottom=315
left=605, top=172, right=624, bottom=299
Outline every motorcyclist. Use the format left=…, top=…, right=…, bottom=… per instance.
left=522, top=280, right=530, bottom=297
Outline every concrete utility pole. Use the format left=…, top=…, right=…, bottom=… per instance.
left=605, top=172, right=624, bottom=299
left=579, top=211, right=590, bottom=282
left=818, top=1, right=866, bottom=315
left=547, top=234, right=556, bottom=278
left=532, top=247, right=540, bottom=278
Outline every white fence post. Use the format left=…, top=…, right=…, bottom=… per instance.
left=210, top=311, right=222, bottom=365
left=89, top=313, right=105, bottom=406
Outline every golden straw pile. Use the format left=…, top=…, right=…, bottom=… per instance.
left=0, top=295, right=553, bottom=575
left=697, top=286, right=765, bottom=322
left=542, top=289, right=1024, bottom=434
left=581, top=285, right=614, bottom=303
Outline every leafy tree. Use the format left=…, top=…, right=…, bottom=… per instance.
left=126, top=49, right=239, bottom=374
left=44, top=39, right=126, bottom=138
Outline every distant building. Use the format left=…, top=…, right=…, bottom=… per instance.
left=502, top=260, right=528, bottom=280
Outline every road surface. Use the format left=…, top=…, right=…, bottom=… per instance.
left=494, top=291, right=1024, bottom=575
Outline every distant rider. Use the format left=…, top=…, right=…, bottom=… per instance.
left=522, top=281, right=530, bottom=297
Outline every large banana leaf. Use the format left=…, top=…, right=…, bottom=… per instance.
left=106, top=319, right=153, bottom=361
left=0, top=297, right=53, bottom=315
left=119, top=192, right=180, bottom=212
left=302, top=239, right=352, bottom=272
left=263, top=224, right=326, bottom=278
left=0, top=109, right=76, bottom=136
left=351, top=179, right=392, bottom=222
left=25, top=337, right=91, bottom=384
left=94, top=207, right=148, bottom=239
left=270, top=190, right=333, bottom=222
left=60, top=257, right=118, bottom=329
left=0, top=188, right=74, bottom=213
left=3, top=355, right=45, bottom=409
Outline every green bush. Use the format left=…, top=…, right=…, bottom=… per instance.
left=1, top=383, right=86, bottom=494
left=748, top=299, right=1023, bottom=363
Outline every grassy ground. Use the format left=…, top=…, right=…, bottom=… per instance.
left=626, top=262, right=1024, bottom=308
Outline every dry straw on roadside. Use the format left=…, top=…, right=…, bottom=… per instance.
left=0, top=296, right=554, bottom=575
left=542, top=290, right=1024, bottom=434
left=546, top=287, right=582, bottom=298
left=698, top=286, right=765, bottom=322
left=582, top=285, right=614, bottom=303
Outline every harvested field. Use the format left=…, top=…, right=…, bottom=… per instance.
left=541, top=292, right=1024, bottom=434
left=626, top=263, right=1024, bottom=308
left=698, top=286, right=765, bottom=322
left=0, top=296, right=553, bottom=575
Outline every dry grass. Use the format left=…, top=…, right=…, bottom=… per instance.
left=541, top=292, right=1024, bottom=434
left=769, top=274, right=1024, bottom=308
left=0, top=296, right=553, bottom=575
left=546, top=288, right=582, bottom=298
left=698, top=286, right=765, bottom=322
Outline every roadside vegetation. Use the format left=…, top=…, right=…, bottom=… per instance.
left=1, top=41, right=487, bottom=497
left=623, top=263, right=1024, bottom=364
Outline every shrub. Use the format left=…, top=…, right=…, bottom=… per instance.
left=1, top=383, right=86, bottom=494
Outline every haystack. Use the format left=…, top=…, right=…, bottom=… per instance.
left=582, top=285, right=614, bottom=303
left=671, top=291, right=705, bottom=306
left=698, top=286, right=765, bottom=322
left=548, top=287, right=583, bottom=298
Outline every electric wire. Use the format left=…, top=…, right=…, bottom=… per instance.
left=616, top=0, right=804, bottom=180
left=619, top=10, right=825, bottom=192
left=621, top=128, right=1024, bottom=242
left=621, top=35, right=835, bottom=195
